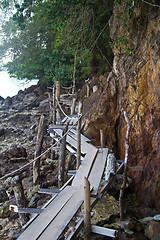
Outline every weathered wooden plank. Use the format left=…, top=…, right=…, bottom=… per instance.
left=49, top=125, right=66, bottom=130
left=22, top=176, right=75, bottom=230
left=67, top=170, right=77, bottom=176
left=53, top=128, right=88, bottom=154
left=69, top=129, right=90, bottom=142
left=17, top=186, right=77, bottom=240
left=69, top=129, right=97, bottom=153
left=38, top=189, right=61, bottom=194
left=89, top=148, right=108, bottom=195
left=67, top=162, right=124, bottom=240
left=18, top=208, right=43, bottom=214
left=38, top=186, right=84, bottom=240
left=91, top=225, right=117, bottom=238
left=72, top=148, right=98, bottom=187
left=116, top=174, right=123, bottom=178
left=116, top=159, right=124, bottom=163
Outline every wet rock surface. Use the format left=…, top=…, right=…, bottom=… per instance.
left=0, top=84, right=59, bottom=239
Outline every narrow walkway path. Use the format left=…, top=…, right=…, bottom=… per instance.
left=17, top=123, right=109, bottom=240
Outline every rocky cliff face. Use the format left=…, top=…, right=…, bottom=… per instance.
left=82, top=2, right=160, bottom=209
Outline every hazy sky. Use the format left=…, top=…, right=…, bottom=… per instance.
left=0, top=70, right=38, bottom=98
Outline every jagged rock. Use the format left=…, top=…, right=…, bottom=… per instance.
left=30, top=124, right=37, bottom=134
left=8, top=229, right=21, bottom=239
left=0, top=201, right=10, bottom=218
left=0, top=187, right=9, bottom=203
left=153, top=214, right=160, bottom=221
left=130, top=233, right=148, bottom=240
left=0, top=145, right=27, bottom=160
left=28, top=193, right=41, bottom=208
left=38, top=99, right=50, bottom=113
left=0, top=128, right=5, bottom=137
left=140, top=217, right=153, bottom=224
left=1, top=97, right=12, bottom=109
left=145, top=220, right=160, bottom=239
left=8, top=113, right=31, bottom=125
left=46, top=173, right=58, bottom=187
left=27, top=185, right=40, bottom=200
left=40, top=165, right=54, bottom=175
left=45, top=158, right=55, bottom=165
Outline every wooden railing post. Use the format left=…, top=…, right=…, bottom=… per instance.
left=84, top=177, right=91, bottom=240
left=58, top=123, right=69, bottom=188
left=100, top=129, right=105, bottom=148
left=119, top=111, right=131, bottom=221
left=12, top=175, right=29, bottom=226
left=55, top=81, right=61, bottom=122
left=71, top=97, right=76, bottom=115
left=33, top=114, right=45, bottom=185
left=53, top=84, right=56, bottom=124
left=76, top=101, right=83, bottom=170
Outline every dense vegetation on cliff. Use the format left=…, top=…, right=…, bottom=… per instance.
left=0, top=0, right=113, bottom=85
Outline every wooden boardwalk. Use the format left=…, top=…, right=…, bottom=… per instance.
left=17, top=122, right=121, bottom=240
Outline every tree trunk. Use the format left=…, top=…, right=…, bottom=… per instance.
left=12, top=175, right=29, bottom=226
left=119, top=111, right=131, bottom=221
left=58, top=123, right=69, bottom=188
left=33, top=114, right=46, bottom=185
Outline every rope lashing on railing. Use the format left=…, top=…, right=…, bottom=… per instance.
left=0, top=115, right=82, bottom=181
left=55, top=95, right=81, bottom=120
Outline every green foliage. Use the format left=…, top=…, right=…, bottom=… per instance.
left=0, top=0, right=114, bottom=86
left=113, top=0, right=140, bottom=54
left=113, top=35, right=133, bottom=54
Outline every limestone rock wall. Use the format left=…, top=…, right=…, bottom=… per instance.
left=83, top=1, right=160, bottom=209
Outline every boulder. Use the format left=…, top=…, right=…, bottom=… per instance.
left=28, top=193, right=40, bottom=208
left=38, top=99, right=50, bottom=113
left=27, top=185, right=40, bottom=200
left=145, top=220, right=160, bottom=239
left=0, top=145, right=27, bottom=160
left=0, top=187, right=9, bottom=203
left=0, top=201, right=10, bottom=218
left=0, top=128, right=5, bottom=137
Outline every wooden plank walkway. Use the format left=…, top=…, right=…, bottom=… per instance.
left=17, top=186, right=78, bottom=240
left=88, top=148, right=108, bottom=195
left=17, top=124, right=110, bottom=240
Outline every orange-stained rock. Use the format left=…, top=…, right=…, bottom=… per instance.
left=82, top=3, right=160, bottom=209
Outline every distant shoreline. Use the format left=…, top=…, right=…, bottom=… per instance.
left=0, top=70, right=38, bottom=98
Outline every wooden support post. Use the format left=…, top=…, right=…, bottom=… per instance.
left=53, top=84, right=56, bottom=125
left=12, top=175, right=29, bottom=226
left=71, top=97, right=76, bottom=115
left=33, top=114, right=46, bottom=185
left=119, top=111, right=131, bottom=221
left=86, top=83, right=90, bottom=98
left=58, top=123, right=69, bottom=188
left=84, top=177, right=91, bottom=240
left=76, top=101, right=83, bottom=170
left=100, top=129, right=105, bottom=148
left=55, top=81, right=61, bottom=122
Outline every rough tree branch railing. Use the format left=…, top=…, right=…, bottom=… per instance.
left=119, top=110, right=131, bottom=221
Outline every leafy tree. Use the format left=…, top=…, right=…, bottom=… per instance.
left=0, top=0, right=114, bottom=86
